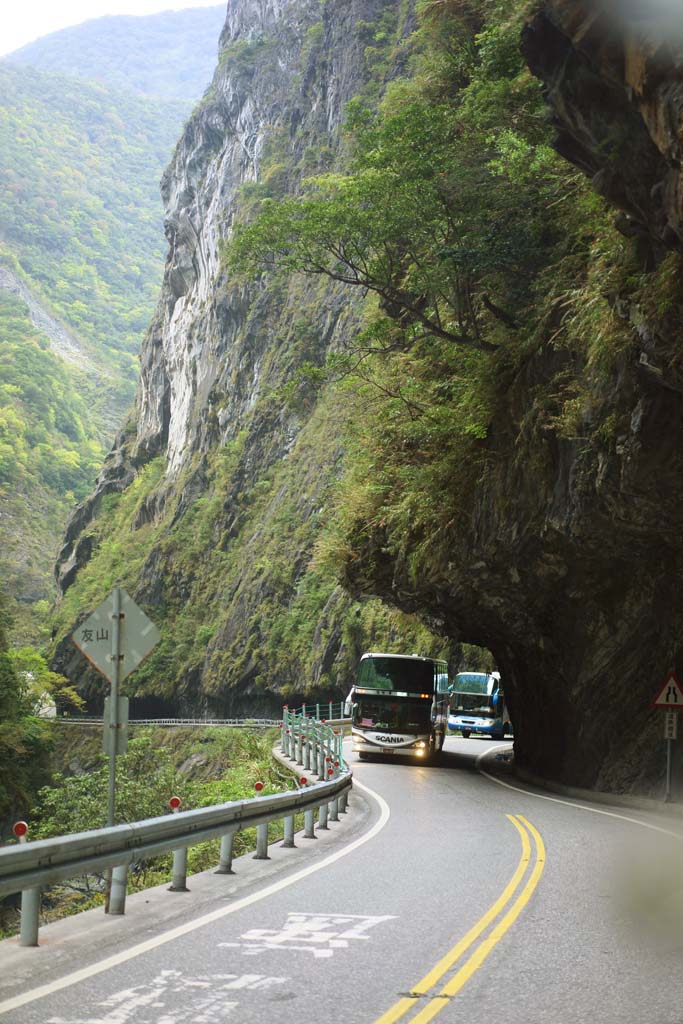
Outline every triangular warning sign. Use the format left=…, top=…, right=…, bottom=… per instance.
left=652, top=672, right=683, bottom=709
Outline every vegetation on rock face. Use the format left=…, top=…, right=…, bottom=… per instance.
left=48, top=0, right=460, bottom=713
left=227, top=0, right=637, bottom=594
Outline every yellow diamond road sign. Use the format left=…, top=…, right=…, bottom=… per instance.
left=72, top=588, right=160, bottom=683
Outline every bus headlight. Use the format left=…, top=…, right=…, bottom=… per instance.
left=415, top=741, right=426, bottom=749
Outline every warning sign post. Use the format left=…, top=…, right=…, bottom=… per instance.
left=73, top=588, right=159, bottom=827
left=652, top=671, right=682, bottom=802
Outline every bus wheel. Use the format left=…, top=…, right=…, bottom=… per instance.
left=461, top=729, right=471, bottom=739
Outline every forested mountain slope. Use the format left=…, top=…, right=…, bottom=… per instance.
left=0, top=8, right=223, bottom=640
left=0, top=62, right=188, bottom=401
left=6, top=6, right=225, bottom=102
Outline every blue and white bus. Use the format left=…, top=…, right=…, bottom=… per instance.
left=347, top=653, right=450, bottom=761
left=448, top=671, right=512, bottom=740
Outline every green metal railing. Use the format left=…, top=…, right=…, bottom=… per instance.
left=285, top=700, right=348, bottom=721
left=281, top=708, right=346, bottom=773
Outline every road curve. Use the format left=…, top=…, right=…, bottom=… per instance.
left=1, top=736, right=682, bottom=1023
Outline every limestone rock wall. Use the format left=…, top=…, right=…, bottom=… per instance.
left=53, top=0, right=414, bottom=712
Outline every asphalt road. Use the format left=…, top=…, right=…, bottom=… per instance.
left=2, top=736, right=683, bottom=1024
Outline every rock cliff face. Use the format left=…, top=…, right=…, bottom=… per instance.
left=341, top=1, right=683, bottom=794
left=53, top=0, right=433, bottom=714
left=522, top=1, right=683, bottom=264
left=54, top=0, right=683, bottom=795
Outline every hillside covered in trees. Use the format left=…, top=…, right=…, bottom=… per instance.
left=6, top=6, right=225, bottom=102
left=0, top=8, right=225, bottom=640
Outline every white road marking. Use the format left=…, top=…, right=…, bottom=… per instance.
left=476, top=747, right=683, bottom=839
left=44, top=969, right=257, bottom=1023
left=218, top=911, right=396, bottom=958
left=0, top=772, right=390, bottom=1017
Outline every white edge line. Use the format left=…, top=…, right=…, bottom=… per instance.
left=0, top=774, right=390, bottom=1016
left=476, top=747, right=682, bottom=840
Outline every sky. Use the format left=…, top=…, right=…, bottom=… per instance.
left=0, top=1, right=225, bottom=57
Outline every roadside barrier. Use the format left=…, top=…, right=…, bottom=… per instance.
left=0, top=717, right=352, bottom=947
left=52, top=717, right=282, bottom=728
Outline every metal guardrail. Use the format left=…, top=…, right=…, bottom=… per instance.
left=52, top=717, right=282, bottom=728
left=0, top=718, right=352, bottom=947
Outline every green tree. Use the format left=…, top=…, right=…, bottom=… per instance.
left=8, top=647, right=83, bottom=714
left=0, top=593, right=51, bottom=821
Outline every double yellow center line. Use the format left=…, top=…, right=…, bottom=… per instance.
left=373, top=815, right=546, bottom=1024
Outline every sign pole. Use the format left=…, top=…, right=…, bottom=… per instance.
left=652, top=673, right=682, bottom=803
left=72, top=585, right=159, bottom=914
left=108, top=586, right=121, bottom=829
left=665, top=736, right=673, bottom=803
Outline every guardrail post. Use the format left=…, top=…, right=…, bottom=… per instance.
left=304, top=721, right=312, bottom=772
left=317, top=728, right=325, bottom=777
left=215, top=832, right=235, bottom=874
left=303, top=808, right=316, bottom=838
left=109, top=864, right=128, bottom=915
left=167, top=797, right=189, bottom=892
left=254, top=823, right=270, bottom=859
left=13, top=822, right=40, bottom=947
left=169, top=847, right=189, bottom=891
left=296, top=720, right=304, bottom=765
left=253, top=782, right=270, bottom=859
left=282, top=709, right=291, bottom=758
left=329, top=761, right=340, bottom=821
left=20, top=886, right=40, bottom=947
left=311, top=720, right=317, bottom=771
left=283, top=814, right=296, bottom=848
left=282, top=706, right=289, bottom=756
left=300, top=778, right=317, bottom=840
left=318, top=800, right=329, bottom=830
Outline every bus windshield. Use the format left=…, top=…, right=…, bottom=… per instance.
left=451, top=693, right=496, bottom=718
left=353, top=695, right=431, bottom=732
left=451, top=672, right=498, bottom=719
left=453, top=672, right=491, bottom=694
left=358, top=656, right=434, bottom=692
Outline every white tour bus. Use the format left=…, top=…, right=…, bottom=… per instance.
left=448, top=671, right=512, bottom=740
left=346, top=652, right=449, bottom=761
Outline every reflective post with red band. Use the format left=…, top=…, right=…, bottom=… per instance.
left=13, top=822, right=39, bottom=947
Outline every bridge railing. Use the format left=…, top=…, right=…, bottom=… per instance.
left=281, top=708, right=346, bottom=773
left=285, top=700, right=349, bottom=721
left=0, top=719, right=352, bottom=947
left=52, top=717, right=282, bottom=728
